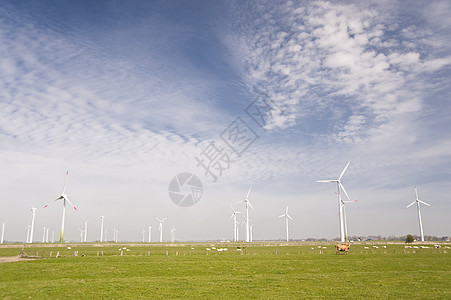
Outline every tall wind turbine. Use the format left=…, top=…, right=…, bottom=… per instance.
left=100, top=216, right=104, bottom=242
left=1, top=221, right=6, bottom=244
left=155, top=217, right=167, bottom=243
left=29, top=206, right=37, bottom=243
left=235, top=186, right=254, bottom=242
left=316, top=162, right=351, bottom=242
left=84, top=220, right=88, bottom=242
left=148, top=226, right=152, bottom=243
left=44, top=171, right=77, bottom=243
left=278, top=206, right=293, bottom=242
left=230, top=206, right=243, bottom=242
left=405, top=185, right=432, bottom=242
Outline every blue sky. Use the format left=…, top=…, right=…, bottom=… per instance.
left=1, top=0, right=450, bottom=242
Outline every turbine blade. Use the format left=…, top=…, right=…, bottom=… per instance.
left=287, top=214, right=293, bottom=220
left=340, top=183, right=351, bottom=202
left=414, top=185, right=419, bottom=201
left=316, top=180, right=335, bottom=183
left=278, top=214, right=285, bottom=218
left=285, top=206, right=289, bottom=214
left=338, top=162, right=350, bottom=180
left=230, top=213, right=235, bottom=220
left=62, top=170, right=69, bottom=194
left=404, top=201, right=416, bottom=209
left=65, top=197, right=77, bottom=210
left=44, top=197, right=62, bottom=208
left=246, top=185, right=252, bottom=199
left=248, top=201, right=255, bottom=211
left=418, top=200, right=431, bottom=207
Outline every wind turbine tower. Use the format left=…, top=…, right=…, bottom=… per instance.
left=1, top=221, right=6, bottom=244
left=29, top=207, right=37, bottom=243
left=44, top=171, right=77, bottom=243
left=155, top=217, right=167, bottom=243
left=100, top=216, right=104, bottom=242
left=316, top=162, right=352, bottom=242
left=148, top=226, right=152, bottom=243
left=405, top=185, right=432, bottom=242
left=84, top=220, right=88, bottom=242
left=279, top=206, right=293, bottom=242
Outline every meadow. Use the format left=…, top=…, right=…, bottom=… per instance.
left=0, top=242, right=450, bottom=299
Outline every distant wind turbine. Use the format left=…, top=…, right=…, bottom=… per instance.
left=155, top=217, right=167, bottom=242
left=316, top=162, right=351, bottom=242
left=230, top=205, right=243, bottom=242
left=100, top=216, right=104, bottom=242
left=148, top=226, right=152, bottom=243
left=279, top=206, right=293, bottom=242
left=235, top=186, right=254, bottom=242
left=404, top=185, right=432, bottom=242
left=142, top=229, right=146, bottom=242
left=44, top=171, right=77, bottom=243
left=26, top=224, right=31, bottom=243
left=79, top=229, right=84, bottom=242
left=335, top=192, right=358, bottom=242
left=170, top=226, right=177, bottom=242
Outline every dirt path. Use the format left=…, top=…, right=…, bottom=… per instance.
left=0, top=255, right=28, bottom=263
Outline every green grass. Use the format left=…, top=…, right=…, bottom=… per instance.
left=1, top=243, right=450, bottom=299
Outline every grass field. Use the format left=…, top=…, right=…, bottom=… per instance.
left=1, top=243, right=450, bottom=299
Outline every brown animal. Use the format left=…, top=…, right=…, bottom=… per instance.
left=335, top=243, right=350, bottom=254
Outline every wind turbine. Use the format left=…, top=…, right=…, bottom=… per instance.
left=249, top=223, right=254, bottom=242
left=335, top=192, right=358, bottom=242
left=142, top=229, right=146, bottom=242
left=148, top=226, right=152, bottom=243
left=229, top=206, right=243, bottom=242
left=404, top=185, right=432, bottom=242
left=235, top=186, right=254, bottom=242
left=316, top=162, right=351, bottom=242
left=42, top=226, right=46, bottom=243
left=79, top=229, right=84, bottom=242
left=278, top=206, right=293, bottom=242
left=84, top=220, right=88, bottom=242
left=170, top=226, right=177, bottom=242
left=155, top=217, right=167, bottom=243
left=1, top=221, right=6, bottom=244
left=29, top=206, right=37, bottom=243
left=44, top=171, right=77, bottom=243
left=100, top=216, right=104, bottom=242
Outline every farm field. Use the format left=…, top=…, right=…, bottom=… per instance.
left=1, top=243, right=450, bottom=299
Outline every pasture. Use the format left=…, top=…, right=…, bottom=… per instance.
left=0, top=243, right=450, bottom=299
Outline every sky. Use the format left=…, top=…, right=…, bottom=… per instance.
left=0, top=0, right=450, bottom=243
